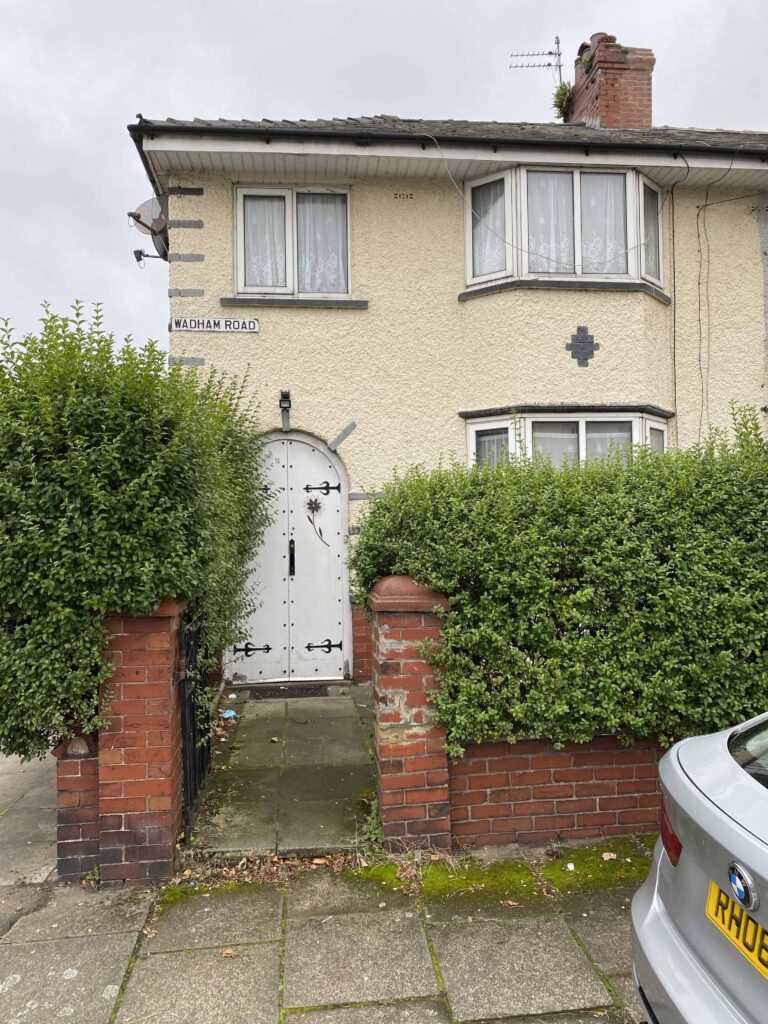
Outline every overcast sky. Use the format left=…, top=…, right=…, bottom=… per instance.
left=2, top=0, right=766, bottom=347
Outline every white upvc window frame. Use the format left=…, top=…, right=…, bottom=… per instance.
left=464, top=170, right=515, bottom=285
left=520, top=167, right=638, bottom=280
left=466, top=410, right=668, bottom=466
left=639, top=175, right=663, bottom=287
left=236, top=185, right=351, bottom=298
left=466, top=415, right=519, bottom=465
left=463, top=167, right=665, bottom=291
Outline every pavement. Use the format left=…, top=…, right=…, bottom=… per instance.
left=0, top=858, right=646, bottom=1023
left=194, top=686, right=375, bottom=856
left=0, top=753, right=56, bottom=886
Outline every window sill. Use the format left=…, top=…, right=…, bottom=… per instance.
left=458, top=278, right=671, bottom=305
left=221, top=296, right=368, bottom=309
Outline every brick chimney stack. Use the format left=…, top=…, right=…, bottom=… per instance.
left=566, top=32, right=655, bottom=129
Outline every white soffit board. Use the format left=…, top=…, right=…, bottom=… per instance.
left=144, top=135, right=768, bottom=188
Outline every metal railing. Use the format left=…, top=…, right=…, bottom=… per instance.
left=178, top=612, right=212, bottom=836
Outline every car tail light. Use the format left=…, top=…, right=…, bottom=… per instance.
left=660, top=797, right=683, bottom=866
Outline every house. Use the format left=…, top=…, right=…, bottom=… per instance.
left=128, top=31, right=768, bottom=688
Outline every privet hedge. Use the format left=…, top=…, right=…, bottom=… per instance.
left=0, top=305, right=270, bottom=759
left=352, top=410, right=768, bottom=755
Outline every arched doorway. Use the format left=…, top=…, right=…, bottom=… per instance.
left=231, top=432, right=351, bottom=683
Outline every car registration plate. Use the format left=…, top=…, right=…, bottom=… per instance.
left=706, top=880, right=768, bottom=982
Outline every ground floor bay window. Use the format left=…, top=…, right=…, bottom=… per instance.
left=465, top=408, right=670, bottom=467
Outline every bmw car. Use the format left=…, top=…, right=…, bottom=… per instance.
left=632, top=711, right=768, bottom=1023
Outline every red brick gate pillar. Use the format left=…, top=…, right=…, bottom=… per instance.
left=368, top=576, right=452, bottom=850
left=54, top=599, right=187, bottom=885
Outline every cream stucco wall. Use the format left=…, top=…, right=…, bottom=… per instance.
left=165, top=172, right=767, bottom=494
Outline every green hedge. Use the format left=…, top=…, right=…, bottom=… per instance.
left=0, top=305, right=270, bottom=759
left=352, top=410, right=768, bottom=755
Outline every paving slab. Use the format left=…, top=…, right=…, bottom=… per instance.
left=563, top=889, right=635, bottom=976
left=242, top=699, right=288, bottom=721
left=1, top=886, right=153, bottom=943
left=227, top=734, right=285, bottom=769
left=284, top=910, right=438, bottom=1007
left=286, top=869, right=411, bottom=918
left=0, top=755, right=53, bottom=777
left=289, top=1000, right=452, bottom=1022
left=193, top=794, right=278, bottom=854
left=284, top=736, right=371, bottom=767
left=0, top=931, right=135, bottom=1023
left=116, top=943, right=279, bottom=1024
left=0, top=885, right=48, bottom=937
left=0, top=840, right=55, bottom=885
left=202, top=767, right=281, bottom=805
left=278, top=798, right=357, bottom=854
left=281, top=763, right=374, bottom=802
left=430, top=916, right=610, bottom=1020
left=611, top=975, right=643, bottom=1024
left=286, top=697, right=359, bottom=720
left=147, top=886, right=283, bottom=951
left=467, top=1013, right=631, bottom=1023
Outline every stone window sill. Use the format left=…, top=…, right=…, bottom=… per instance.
left=458, top=278, right=671, bottom=305
left=221, top=296, right=369, bottom=309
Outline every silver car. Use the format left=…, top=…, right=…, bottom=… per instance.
left=632, top=711, right=768, bottom=1023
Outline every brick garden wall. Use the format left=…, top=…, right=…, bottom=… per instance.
left=53, top=598, right=187, bottom=885
left=450, top=737, right=662, bottom=847
left=352, top=604, right=373, bottom=681
left=370, top=576, right=662, bottom=851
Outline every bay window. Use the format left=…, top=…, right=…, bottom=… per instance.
left=468, top=411, right=668, bottom=467
left=464, top=168, right=661, bottom=288
left=237, top=187, right=349, bottom=296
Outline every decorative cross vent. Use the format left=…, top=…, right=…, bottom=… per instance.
left=566, top=325, right=600, bottom=367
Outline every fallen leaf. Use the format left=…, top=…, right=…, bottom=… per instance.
left=312, top=857, right=328, bottom=865
left=219, top=948, right=239, bottom=958
left=500, top=900, right=519, bottom=907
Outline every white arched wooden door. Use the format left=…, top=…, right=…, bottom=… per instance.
left=232, top=434, right=350, bottom=683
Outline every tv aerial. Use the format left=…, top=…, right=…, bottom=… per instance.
left=510, top=36, right=563, bottom=85
left=128, top=195, right=168, bottom=267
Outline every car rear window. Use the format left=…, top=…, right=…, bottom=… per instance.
left=729, top=720, right=768, bottom=789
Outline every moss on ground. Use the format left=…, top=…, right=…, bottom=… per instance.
left=344, top=863, right=403, bottom=892
left=539, top=839, right=652, bottom=893
left=637, top=832, right=659, bottom=852
left=155, top=880, right=261, bottom=915
left=422, top=860, right=540, bottom=902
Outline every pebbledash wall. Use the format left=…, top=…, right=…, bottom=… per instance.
left=53, top=600, right=187, bottom=884
left=370, top=576, right=662, bottom=849
left=165, top=172, right=766, bottom=487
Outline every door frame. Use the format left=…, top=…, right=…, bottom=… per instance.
left=228, top=429, right=354, bottom=683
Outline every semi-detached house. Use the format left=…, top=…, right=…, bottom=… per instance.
left=128, top=31, right=768, bottom=688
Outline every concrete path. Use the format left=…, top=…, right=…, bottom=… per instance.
left=0, top=754, right=56, bottom=886
left=194, top=686, right=375, bottom=856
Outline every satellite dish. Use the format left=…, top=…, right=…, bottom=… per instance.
left=128, top=195, right=168, bottom=235
left=152, top=230, right=169, bottom=259
left=128, top=195, right=169, bottom=263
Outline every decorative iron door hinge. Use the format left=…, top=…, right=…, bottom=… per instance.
left=305, top=638, right=343, bottom=653
left=233, top=642, right=272, bottom=657
left=303, top=481, right=341, bottom=495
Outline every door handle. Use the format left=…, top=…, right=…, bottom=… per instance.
left=289, top=538, right=295, bottom=576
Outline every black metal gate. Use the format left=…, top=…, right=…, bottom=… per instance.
left=179, top=612, right=212, bottom=834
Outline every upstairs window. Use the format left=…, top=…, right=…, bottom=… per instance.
left=464, top=169, right=662, bottom=288
left=237, top=187, right=349, bottom=296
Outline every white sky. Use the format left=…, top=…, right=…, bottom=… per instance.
left=2, top=0, right=766, bottom=347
